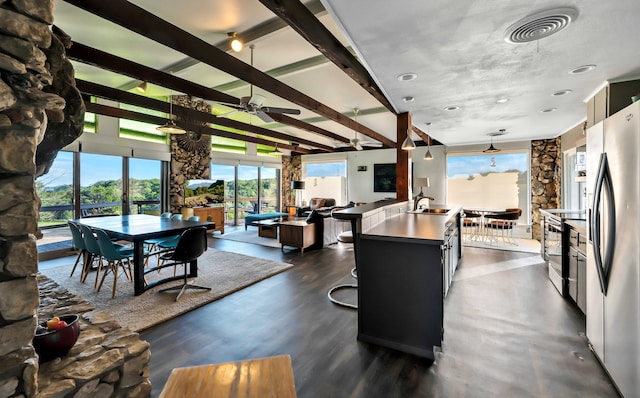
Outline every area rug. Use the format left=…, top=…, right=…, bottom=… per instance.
left=215, top=228, right=282, bottom=248
left=40, top=248, right=293, bottom=332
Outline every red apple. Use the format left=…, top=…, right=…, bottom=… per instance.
left=54, top=320, right=68, bottom=330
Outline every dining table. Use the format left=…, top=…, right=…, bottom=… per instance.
left=74, top=214, right=215, bottom=296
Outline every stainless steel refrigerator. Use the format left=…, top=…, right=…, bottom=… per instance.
left=586, top=100, right=640, bottom=397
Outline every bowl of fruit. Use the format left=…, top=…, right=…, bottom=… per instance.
left=33, top=314, right=80, bottom=361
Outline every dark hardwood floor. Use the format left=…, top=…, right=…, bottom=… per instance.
left=140, top=234, right=618, bottom=397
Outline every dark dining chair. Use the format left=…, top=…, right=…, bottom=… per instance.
left=67, top=221, right=88, bottom=280
left=158, top=226, right=211, bottom=301
left=484, top=209, right=521, bottom=245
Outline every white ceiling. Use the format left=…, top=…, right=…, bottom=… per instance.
left=52, top=0, right=640, bottom=149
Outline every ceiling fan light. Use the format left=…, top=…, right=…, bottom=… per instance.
left=401, top=131, right=416, bottom=150
left=156, top=120, right=186, bottom=134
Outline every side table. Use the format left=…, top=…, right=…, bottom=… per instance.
left=279, top=220, right=315, bottom=254
left=256, top=219, right=279, bottom=238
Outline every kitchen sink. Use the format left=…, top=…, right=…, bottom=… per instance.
left=421, top=208, right=450, bottom=214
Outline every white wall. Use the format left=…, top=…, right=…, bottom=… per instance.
left=339, top=146, right=447, bottom=204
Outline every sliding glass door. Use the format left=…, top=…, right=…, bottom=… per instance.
left=128, top=158, right=161, bottom=215
left=80, top=153, right=122, bottom=216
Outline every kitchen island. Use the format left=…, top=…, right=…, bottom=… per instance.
left=333, top=201, right=462, bottom=359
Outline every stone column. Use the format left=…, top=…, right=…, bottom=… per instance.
left=282, top=154, right=301, bottom=209
left=169, top=96, right=212, bottom=213
left=531, top=138, right=561, bottom=240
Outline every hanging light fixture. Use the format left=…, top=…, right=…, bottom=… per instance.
left=401, top=128, right=416, bottom=150
left=227, top=32, right=243, bottom=52
left=135, top=81, right=147, bottom=93
left=269, top=143, right=282, bottom=156
left=156, top=91, right=186, bottom=134
left=424, top=122, right=433, bottom=160
left=483, top=129, right=507, bottom=153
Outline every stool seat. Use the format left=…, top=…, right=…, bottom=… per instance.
left=337, top=230, right=353, bottom=243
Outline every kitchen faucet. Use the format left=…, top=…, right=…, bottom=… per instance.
left=414, top=194, right=435, bottom=211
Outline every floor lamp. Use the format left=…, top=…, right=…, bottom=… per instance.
left=291, top=180, right=305, bottom=215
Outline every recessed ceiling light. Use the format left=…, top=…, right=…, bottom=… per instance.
left=552, top=89, right=572, bottom=96
left=397, top=73, right=417, bottom=81
left=541, top=108, right=557, bottom=113
left=402, top=96, right=415, bottom=102
left=496, top=98, right=509, bottom=103
left=569, top=65, right=596, bottom=74
left=444, top=105, right=460, bottom=111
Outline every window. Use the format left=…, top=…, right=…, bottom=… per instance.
left=37, top=151, right=74, bottom=227
left=302, top=161, right=347, bottom=205
left=129, top=158, right=161, bottom=215
left=447, top=151, right=530, bottom=223
left=80, top=153, right=123, bottom=216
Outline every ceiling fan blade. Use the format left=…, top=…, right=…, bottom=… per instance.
left=361, top=141, right=383, bottom=147
left=255, top=110, right=274, bottom=123
left=261, top=106, right=301, bottom=115
left=216, top=109, right=241, bottom=118
left=215, top=101, right=243, bottom=108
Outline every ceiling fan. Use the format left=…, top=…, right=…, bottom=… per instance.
left=215, top=45, right=300, bottom=123
left=334, top=108, right=383, bottom=150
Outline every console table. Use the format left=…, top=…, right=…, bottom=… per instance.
left=193, top=206, right=225, bottom=234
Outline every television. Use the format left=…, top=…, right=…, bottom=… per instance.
left=373, top=163, right=396, bottom=193
left=185, top=179, right=224, bottom=207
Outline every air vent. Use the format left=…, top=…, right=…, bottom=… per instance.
left=504, top=7, right=578, bottom=44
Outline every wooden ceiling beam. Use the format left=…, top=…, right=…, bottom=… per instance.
left=76, top=79, right=333, bottom=152
left=61, top=0, right=395, bottom=148
left=259, top=0, right=396, bottom=114
left=67, top=41, right=348, bottom=146
left=85, top=102, right=310, bottom=154
left=411, top=126, right=430, bottom=144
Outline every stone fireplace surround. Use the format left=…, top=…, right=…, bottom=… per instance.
left=0, top=1, right=150, bottom=396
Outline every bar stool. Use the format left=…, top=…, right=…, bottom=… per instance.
left=484, top=209, right=521, bottom=245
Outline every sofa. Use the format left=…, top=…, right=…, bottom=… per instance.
left=297, top=198, right=337, bottom=217
left=302, top=200, right=354, bottom=248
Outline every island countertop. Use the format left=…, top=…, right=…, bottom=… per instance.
left=362, top=205, right=462, bottom=244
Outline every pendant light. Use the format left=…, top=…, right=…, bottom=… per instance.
left=424, top=122, right=433, bottom=160
left=156, top=91, right=186, bottom=134
left=401, top=128, right=416, bottom=150
left=269, top=143, right=282, bottom=156
left=483, top=129, right=506, bottom=153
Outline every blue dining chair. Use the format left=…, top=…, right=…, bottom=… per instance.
left=94, top=229, right=134, bottom=299
left=160, top=212, right=172, bottom=218
left=68, top=221, right=88, bottom=280
left=79, top=224, right=133, bottom=287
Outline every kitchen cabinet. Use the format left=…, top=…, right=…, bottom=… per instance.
left=586, top=79, right=640, bottom=128
left=192, top=206, right=224, bottom=235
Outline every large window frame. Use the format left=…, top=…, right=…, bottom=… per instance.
left=301, top=160, right=347, bottom=206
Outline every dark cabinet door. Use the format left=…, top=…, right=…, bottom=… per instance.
left=568, top=246, right=578, bottom=302
left=577, top=251, right=587, bottom=313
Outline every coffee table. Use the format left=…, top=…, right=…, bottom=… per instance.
left=256, top=219, right=281, bottom=238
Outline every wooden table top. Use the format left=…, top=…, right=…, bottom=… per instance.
left=159, top=355, right=296, bottom=398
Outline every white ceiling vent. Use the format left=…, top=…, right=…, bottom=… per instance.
left=504, top=7, right=578, bottom=44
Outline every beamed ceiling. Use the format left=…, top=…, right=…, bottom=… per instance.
left=53, top=0, right=640, bottom=154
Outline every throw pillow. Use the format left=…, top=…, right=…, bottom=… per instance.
left=309, top=198, right=325, bottom=210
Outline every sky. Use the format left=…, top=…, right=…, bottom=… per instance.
left=447, top=153, right=528, bottom=178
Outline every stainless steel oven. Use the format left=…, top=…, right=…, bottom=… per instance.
left=541, top=211, right=564, bottom=295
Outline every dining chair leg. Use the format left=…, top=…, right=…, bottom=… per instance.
left=69, top=250, right=84, bottom=278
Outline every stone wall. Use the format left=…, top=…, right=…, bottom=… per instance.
left=169, top=96, right=211, bottom=213
left=36, top=276, right=151, bottom=398
left=0, top=1, right=62, bottom=396
left=531, top=138, right=561, bottom=240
